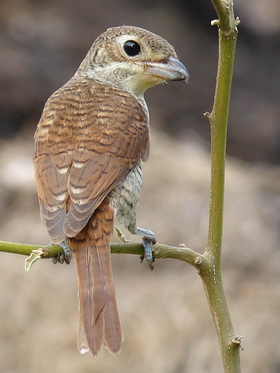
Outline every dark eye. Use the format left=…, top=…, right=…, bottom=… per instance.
left=123, top=40, right=141, bottom=56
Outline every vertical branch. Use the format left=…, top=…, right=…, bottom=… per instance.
left=205, top=22, right=237, bottom=264
left=202, top=0, right=241, bottom=372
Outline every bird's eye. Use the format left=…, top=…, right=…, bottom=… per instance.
left=123, top=40, right=141, bottom=56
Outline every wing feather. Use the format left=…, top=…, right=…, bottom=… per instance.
left=34, top=78, right=149, bottom=242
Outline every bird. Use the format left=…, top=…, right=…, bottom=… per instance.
left=33, top=25, right=188, bottom=357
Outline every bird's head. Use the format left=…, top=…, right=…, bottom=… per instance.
left=78, top=26, right=189, bottom=96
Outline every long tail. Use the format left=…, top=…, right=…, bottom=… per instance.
left=70, top=197, right=123, bottom=356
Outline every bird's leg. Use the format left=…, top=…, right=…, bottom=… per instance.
left=128, top=225, right=156, bottom=269
left=52, top=241, right=72, bottom=264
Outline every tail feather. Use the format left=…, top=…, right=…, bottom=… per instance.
left=70, top=198, right=123, bottom=356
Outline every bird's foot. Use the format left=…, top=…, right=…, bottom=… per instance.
left=137, top=228, right=156, bottom=270
left=52, top=241, right=72, bottom=264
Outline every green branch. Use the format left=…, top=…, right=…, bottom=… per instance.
left=0, top=240, right=202, bottom=267
left=203, top=0, right=241, bottom=372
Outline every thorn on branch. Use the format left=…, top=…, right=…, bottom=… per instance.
left=25, top=248, right=44, bottom=272
left=235, top=17, right=241, bottom=27
left=211, top=19, right=219, bottom=27
left=229, top=335, right=245, bottom=351
left=115, top=226, right=130, bottom=243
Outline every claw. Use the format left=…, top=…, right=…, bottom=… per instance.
left=52, top=241, right=72, bottom=264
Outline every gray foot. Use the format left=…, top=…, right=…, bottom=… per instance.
left=52, top=241, right=72, bottom=264
left=133, top=227, right=156, bottom=269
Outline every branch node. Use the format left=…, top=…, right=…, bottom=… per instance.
left=229, top=335, right=245, bottom=351
left=194, top=255, right=203, bottom=265
left=41, top=248, right=51, bottom=258
left=153, top=244, right=161, bottom=256
left=211, top=19, right=220, bottom=27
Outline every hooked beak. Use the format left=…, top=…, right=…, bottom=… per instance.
left=147, top=56, right=189, bottom=83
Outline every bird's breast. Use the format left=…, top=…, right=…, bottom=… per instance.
left=109, top=162, right=143, bottom=225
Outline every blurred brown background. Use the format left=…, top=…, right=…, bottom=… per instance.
left=0, top=0, right=280, bottom=372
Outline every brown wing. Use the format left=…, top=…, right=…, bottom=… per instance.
left=34, top=142, right=71, bottom=243
left=34, top=77, right=150, bottom=243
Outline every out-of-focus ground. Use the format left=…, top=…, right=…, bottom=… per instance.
left=1, top=1, right=280, bottom=372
